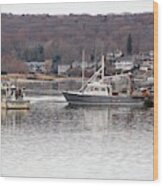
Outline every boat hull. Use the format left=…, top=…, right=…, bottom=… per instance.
left=1, top=100, right=30, bottom=110
left=63, top=91, right=144, bottom=106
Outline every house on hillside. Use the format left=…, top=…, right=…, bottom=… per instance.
left=140, top=61, right=153, bottom=72
left=58, top=64, right=70, bottom=75
left=138, top=50, right=154, bottom=61
left=25, top=61, right=46, bottom=73
left=72, top=61, right=98, bottom=69
left=114, top=56, right=134, bottom=71
left=114, top=49, right=123, bottom=58
left=106, top=49, right=123, bottom=63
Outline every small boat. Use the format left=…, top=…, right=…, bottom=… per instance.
left=63, top=55, right=150, bottom=106
left=1, top=100, right=30, bottom=110
left=1, top=83, right=30, bottom=110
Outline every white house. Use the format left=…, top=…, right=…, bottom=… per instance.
left=72, top=61, right=98, bottom=69
left=106, top=49, right=123, bottom=60
left=140, top=61, right=153, bottom=71
left=25, top=61, right=46, bottom=73
left=58, top=64, right=70, bottom=75
left=114, top=57, right=134, bottom=71
left=114, top=49, right=123, bottom=58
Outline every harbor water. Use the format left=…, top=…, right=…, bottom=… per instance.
left=1, top=81, right=154, bottom=180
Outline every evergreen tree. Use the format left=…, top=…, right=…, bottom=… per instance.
left=52, top=55, right=61, bottom=74
left=37, top=45, right=44, bottom=62
left=127, top=34, right=132, bottom=55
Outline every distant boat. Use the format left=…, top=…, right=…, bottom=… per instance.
left=1, top=83, right=30, bottom=110
left=1, top=100, right=30, bottom=110
left=63, top=55, right=149, bottom=106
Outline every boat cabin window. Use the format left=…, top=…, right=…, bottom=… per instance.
left=101, top=88, right=106, bottom=91
left=86, top=87, right=94, bottom=92
left=1, top=89, right=6, bottom=95
left=112, top=92, right=119, bottom=96
left=90, top=87, right=94, bottom=91
left=86, top=86, right=107, bottom=92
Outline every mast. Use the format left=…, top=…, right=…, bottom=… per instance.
left=82, top=50, right=85, bottom=87
left=79, top=54, right=106, bottom=91
left=101, top=55, right=105, bottom=81
left=93, top=39, right=96, bottom=73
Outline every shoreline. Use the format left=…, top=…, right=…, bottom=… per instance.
left=1, top=74, right=83, bottom=83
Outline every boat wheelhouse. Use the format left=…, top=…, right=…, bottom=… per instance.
left=1, top=82, right=30, bottom=110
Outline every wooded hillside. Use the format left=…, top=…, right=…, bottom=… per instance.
left=1, top=13, right=154, bottom=71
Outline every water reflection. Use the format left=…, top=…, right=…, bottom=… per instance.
left=1, top=102, right=153, bottom=134
left=1, top=98, right=154, bottom=180
left=1, top=109, right=29, bottom=126
left=18, top=80, right=82, bottom=94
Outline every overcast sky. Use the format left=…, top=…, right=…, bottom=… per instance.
left=1, top=1, right=153, bottom=15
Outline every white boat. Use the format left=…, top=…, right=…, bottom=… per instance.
left=63, top=55, right=149, bottom=106
left=1, top=83, right=30, bottom=110
left=1, top=100, right=30, bottom=110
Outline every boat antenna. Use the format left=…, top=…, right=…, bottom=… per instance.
left=82, top=50, right=85, bottom=88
